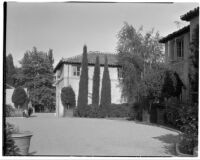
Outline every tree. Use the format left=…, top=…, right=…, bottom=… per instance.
left=19, top=47, right=55, bottom=112
left=6, top=54, right=16, bottom=86
left=92, top=56, right=100, bottom=107
left=12, top=87, right=27, bottom=109
left=117, top=22, right=164, bottom=103
left=100, top=56, right=111, bottom=117
left=48, top=49, right=54, bottom=69
left=77, top=45, right=88, bottom=116
left=138, top=66, right=184, bottom=106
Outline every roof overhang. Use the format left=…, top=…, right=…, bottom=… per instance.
left=53, top=60, right=121, bottom=73
left=181, top=7, right=199, bottom=21
left=159, top=25, right=190, bottom=43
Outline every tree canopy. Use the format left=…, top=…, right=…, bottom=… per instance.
left=117, top=22, right=164, bottom=103
left=19, top=47, right=55, bottom=112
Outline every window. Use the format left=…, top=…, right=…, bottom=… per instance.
left=176, top=39, right=184, bottom=58
left=118, top=68, right=123, bottom=79
left=57, top=69, right=62, bottom=79
left=72, top=65, right=80, bottom=76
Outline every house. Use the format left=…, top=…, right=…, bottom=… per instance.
left=159, top=7, right=199, bottom=103
left=6, top=83, right=15, bottom=107
left=53, top=51, right=124, bottom=117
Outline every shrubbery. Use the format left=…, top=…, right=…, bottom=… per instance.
left=6, top=104, right=15, bottom=117
left=73, top=103, right=130, bottom=118
left=5, top=105, right=23, bottom=117
left=178, top=103, right=198, bottom=155
left=4, top=123, right=20, bottom=155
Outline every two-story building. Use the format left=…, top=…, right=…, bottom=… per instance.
left=159, top=7, right=199, bottom=103
left=53, top=51, right=123, bottom=117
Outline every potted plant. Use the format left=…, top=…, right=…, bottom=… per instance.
left=6, top=123, right=33, bottom=155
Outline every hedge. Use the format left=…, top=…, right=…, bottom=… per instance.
left=73, top=103, right=130, bottom=118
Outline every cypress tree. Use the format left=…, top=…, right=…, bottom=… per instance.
left=100, top=56, right=111, bottom=117
left=77, top=45, right=88, bottom=116
left=92, top=56, right=100, bottom=107
left=6, top=54, right=16, bottom=86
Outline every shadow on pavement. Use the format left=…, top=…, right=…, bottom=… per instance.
left=153, top=134, right=179, bottom=156
left=28, top=151, right=37, bottom=155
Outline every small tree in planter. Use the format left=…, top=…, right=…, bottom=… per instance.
left=11, top=87, right=28, bottom=110
left=100, top=56, right=111, bottom=117
left=61, top=86, right=76, bottom=111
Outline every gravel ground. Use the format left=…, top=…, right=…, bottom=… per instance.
left=6, top=113, right=179, bottom=156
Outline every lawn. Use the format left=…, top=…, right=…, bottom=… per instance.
left=6, top=113, right=179, bottom=156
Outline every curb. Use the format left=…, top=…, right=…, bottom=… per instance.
left=175, top=142, right=194, bottom=157
left=132, top=120, right=182, bottom=134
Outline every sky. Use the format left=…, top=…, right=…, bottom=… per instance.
left=7, top=2, right=198, bottom=67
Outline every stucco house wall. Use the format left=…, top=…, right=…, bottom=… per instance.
left=54, top=52, right=123, bottom=117
left=159, top=7, right=199, bottom=103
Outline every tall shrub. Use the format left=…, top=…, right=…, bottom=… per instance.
left=92, top=56, right=100, bottom=107
left=61, top=86, right=76, bottom=109
left=11, top=87, right=27, bottom=109
left=77, top=45, right=88, bottom=116
left=100, top=56, right=111, bottom=117
left=189, top=24, right=199, bottom=103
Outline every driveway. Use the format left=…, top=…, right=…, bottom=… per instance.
left=6, top=113, right=179, bottom=156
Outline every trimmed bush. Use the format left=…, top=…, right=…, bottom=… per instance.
left=61, top=86, right=76, bottom=109
left=108, top=103, right=130, bottom=117
left=73, top=103, right=130, bottom=118
left=12, top=87, right=27, bottom=109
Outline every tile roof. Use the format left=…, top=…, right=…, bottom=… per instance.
left=159, top=25, right=190, bottom=43
left=181, top=7, right=199, bottom=21
left=54, top=51, right=120, bottom=72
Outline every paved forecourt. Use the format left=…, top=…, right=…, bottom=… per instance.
left=6, top=113, right=179, bottom=156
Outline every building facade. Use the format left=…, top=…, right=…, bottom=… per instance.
left=53, top=51, right=123, bottom=117
left=159, top=7, right=199, bottom=103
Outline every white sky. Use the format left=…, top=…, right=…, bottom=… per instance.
left=6, top=2, right=198, bottom=67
